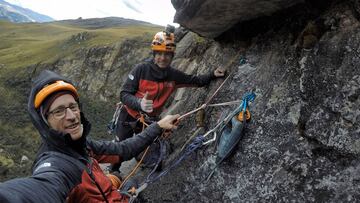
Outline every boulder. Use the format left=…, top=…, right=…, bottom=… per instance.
left=172, top=0, right=303, bottom=38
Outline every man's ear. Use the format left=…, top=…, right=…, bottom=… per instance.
left=39, top=105, right=49, bottom=126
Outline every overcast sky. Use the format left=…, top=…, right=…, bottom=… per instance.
left=5, top=0, right=177, bottom=26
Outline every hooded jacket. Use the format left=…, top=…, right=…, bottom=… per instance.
left=121, top=60, right=216, bottom=119
left=0, top=70, right=162, bottom=203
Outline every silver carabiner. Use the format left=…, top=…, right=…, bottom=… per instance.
left=202, top=131, right=217, bottom=145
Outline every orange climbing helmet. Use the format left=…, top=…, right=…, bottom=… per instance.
left=34, top=80, right=78, bottom=109
left=151, top=25, right=176, bottom=52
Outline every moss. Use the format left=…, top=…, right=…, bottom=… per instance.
left=194, top=33, right=206, bottom=44
left=0, top=155, right=15, bottom=168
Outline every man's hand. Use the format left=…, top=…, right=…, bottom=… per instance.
left=214, top=68, right=225, bottom=77
left=140, top=92, right=153, bottom=113
left=157, top=114, right=180, bottom=130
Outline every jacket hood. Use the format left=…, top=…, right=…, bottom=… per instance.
left=28, top=70, right=90, bottom=157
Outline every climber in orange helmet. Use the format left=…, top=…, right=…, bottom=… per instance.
left=110, top=25, right=225, bottom=172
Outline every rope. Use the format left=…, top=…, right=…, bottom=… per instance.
left=144, top=135, right=206, bottom=184
left=207, top=100, right=242, bottom=107
left=119, top=114, right=153, bottom=189
left=119, top=146, right=150, bottom=189
left=144, top=139, right=166, bottom=181
left=178, top=73, right=232, bottom=121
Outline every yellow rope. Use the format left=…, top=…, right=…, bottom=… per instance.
left=119, top=145, right=150, bottom=189
left=119, top=114, right=152, bottom=189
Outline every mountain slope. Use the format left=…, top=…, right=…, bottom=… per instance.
left=0, top=19, right=160, bottom=69
left=56, top=17, right=156, bottom=29
left=0, top=0, right=53, bottom=22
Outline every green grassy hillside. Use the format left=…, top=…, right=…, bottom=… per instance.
left=0, top=20, right=160, bottom=69
left=0, top=19, right=161, bottom=181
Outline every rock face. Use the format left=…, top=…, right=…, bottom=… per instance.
left=139, top=1, right=360, bottom=202
left=171, top=0, right=303, bottom=38
left=50, top=36, right=153, bottom=103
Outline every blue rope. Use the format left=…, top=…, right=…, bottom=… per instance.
left=144, top=139, right=165, bottom=181
left=145, top=135, right=206, bottom=184
left=217, top=92, right=255, bottom=131
left=242, top=92, right=256, bottom=111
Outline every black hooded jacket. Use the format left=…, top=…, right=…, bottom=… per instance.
left=0, top=70, right=162, bottom=203
left=120, top=59, right=216, bottom=119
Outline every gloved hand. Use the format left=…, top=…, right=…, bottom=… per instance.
left=214, top=68, right=225, bottom=78
left=140, top=92, right=153, bottom=113
left=157, top=114, right=180, bottom=130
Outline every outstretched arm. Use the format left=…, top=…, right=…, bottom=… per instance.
left=0, top=157, right=81, bottom=203
left=88, top=115, right=180, bottom=161
left=172, top=67, right=225, bottom=88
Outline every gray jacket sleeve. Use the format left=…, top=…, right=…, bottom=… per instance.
left=171, top=68, right=216, bottom=87
left=87, top=123, right=162, bottom=161
left=0, top=154, right=82, bottom=203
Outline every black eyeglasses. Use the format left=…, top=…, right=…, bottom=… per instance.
left=47, top=103, right=80, bottom=119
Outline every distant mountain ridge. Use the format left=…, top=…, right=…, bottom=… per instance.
left=56, top=17, right=157, bottom=29
left=0, top=0, right=53, bottom=23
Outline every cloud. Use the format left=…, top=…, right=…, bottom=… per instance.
left=95, top=8, right=112, bottom=16
left=4, top=0, right=177, bottom=26
left=122, top=0, right=142, bottom=14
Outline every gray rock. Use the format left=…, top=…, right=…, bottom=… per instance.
left=20, top=155, right=29, bottom=164
left=172, top=0, right=303, bottom=38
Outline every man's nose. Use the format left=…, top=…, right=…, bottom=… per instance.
left=64, top=108, right=76, bottom=119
